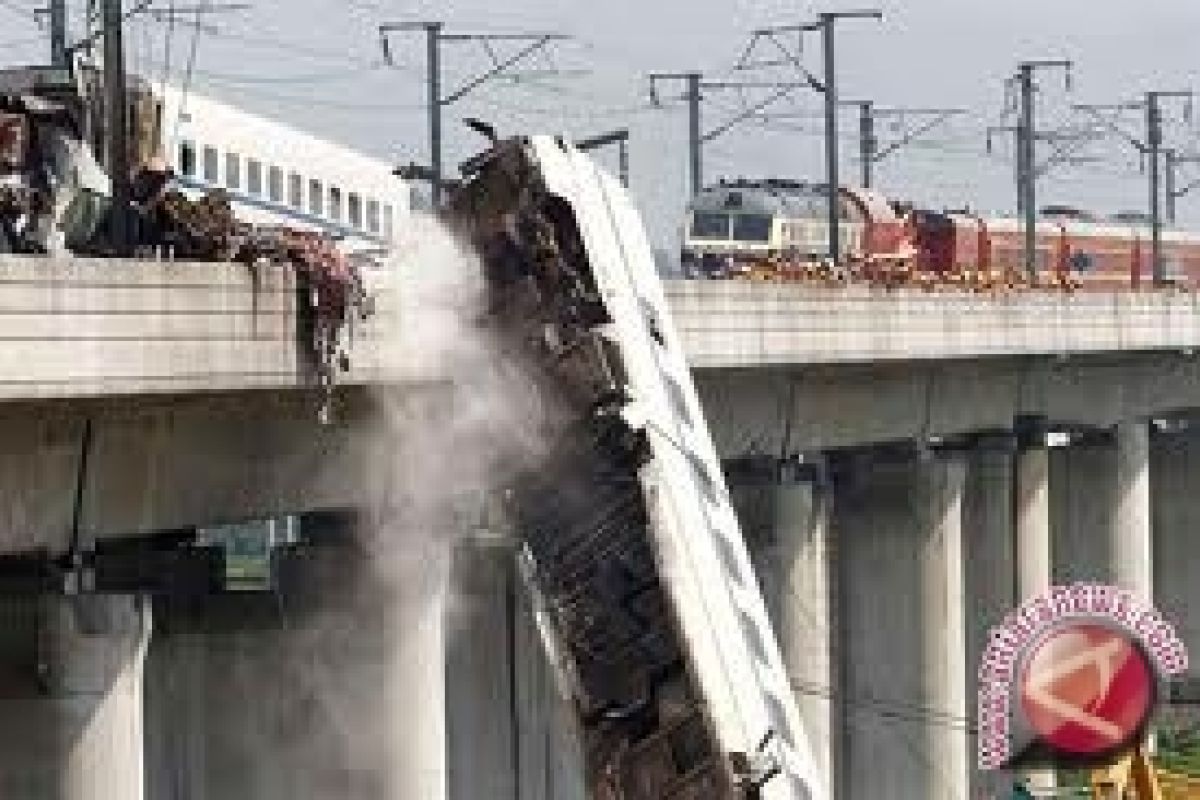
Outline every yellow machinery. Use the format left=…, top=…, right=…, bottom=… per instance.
left=1090, top=743, right=1200, bottom=798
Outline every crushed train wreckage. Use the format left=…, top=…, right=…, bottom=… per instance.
left=445, top=136, right=823, bottom=800
left=0, top=66, right=368, bottom=412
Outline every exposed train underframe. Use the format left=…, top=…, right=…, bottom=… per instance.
left=445, top=136, right=819, bottom=800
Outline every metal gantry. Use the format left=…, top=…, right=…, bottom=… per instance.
left=646, top=72, right=807, bottom=197
left=102, top=0, right=132, bottom=253
left=1074, top=91, right=1194, bottom=283
left=576, top=128, right=630, bottom=187
left=737, top=11, right=882, bottom=265
left=49, top=0, right=67, bottom=66
left=379, top=22, right=570, bottom=207
left=1165, top=150, right=1200, bottom=225
left=1145, top=91, right=1193, bottom=281
left=1009, top=59, right=1073, bottom=280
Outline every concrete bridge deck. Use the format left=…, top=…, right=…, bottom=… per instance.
left=2, top=257, right=1199, bottom=401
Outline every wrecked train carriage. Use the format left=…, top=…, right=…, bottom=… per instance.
left=445, top=136, right=822, bottom=800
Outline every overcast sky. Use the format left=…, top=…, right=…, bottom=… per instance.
left=4, top=0, right=1200, bottom=246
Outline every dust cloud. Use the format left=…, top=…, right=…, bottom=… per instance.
left=149, top=214, right=555, bottom=800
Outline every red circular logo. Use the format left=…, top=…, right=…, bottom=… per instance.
left=1019, top=623, right=1154, bottom=758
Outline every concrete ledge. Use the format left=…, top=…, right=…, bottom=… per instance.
left=665, top=280, right=1200, bottom=369
left=0, top=255, right=397, bottom=400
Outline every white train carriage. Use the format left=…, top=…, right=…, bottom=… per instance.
left=155, top=85, right=409, bottom=256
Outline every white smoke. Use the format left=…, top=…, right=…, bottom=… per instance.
left=147, top=213, right=557, bottom=800
left=363, top=212, right=557, bottom=798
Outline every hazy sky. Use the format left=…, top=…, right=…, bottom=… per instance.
left=4, top=0, right=1200, bottom=246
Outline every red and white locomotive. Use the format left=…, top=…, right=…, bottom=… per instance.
left=681, top=178, right=913, bottom=280
left=681, top=179, right=1200, bottom=290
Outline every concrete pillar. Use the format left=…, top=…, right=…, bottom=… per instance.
left=836, top=450, right=968, bottom=800
left=446, top=541, right=517, bottom=800
left=1113, top=419, right=1153, bottom=601
left=1014, top=423, right=1057, bottom=795
left=727, top=457, right=836, bottom=800
left=918, top=453, right=970, bottom=800
left=144, top=542, right=448, bottom=800
left=965, top=437, right=1016, bottom=800
left=55, top=595, right=153, bottom=800
left=0, top=595, right=151, bottom=800
left=1015, top=428, right=1052, bottom=600
left=773, top=466, right=835, bottom=800
left=445, top=538, right=586, bottom=800
left=1151, top=424, right=1200, bottom=675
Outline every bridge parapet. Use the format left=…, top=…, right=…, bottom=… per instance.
left=665, top=280, right=1200, bottom=368
left=0, top=255, right=397, bottom=400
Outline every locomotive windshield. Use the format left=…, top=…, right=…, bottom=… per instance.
left=690, top=211, right=730, bottom=239
left=732, top=213, right=772, bottom=243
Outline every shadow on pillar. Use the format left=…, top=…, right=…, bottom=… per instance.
left=0, top=594, right=151, bottom=800
left=145, top=538, right=447, bottom=800
left=830, top=450, right=969, bottom=800
left=726, top=455, right=837, bottom=800
left=444, top=539, right=587, bottom=800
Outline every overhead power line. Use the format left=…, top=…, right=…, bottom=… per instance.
left=737, top=11, right=884, bottom=266
left=1072, top=90, right=1195, bottom=283
left=378, top=21, right=571, bottom=207
left=647, top=71, right=808, bottom=197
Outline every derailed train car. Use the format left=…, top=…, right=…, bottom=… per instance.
left=446, top=137, right=821, bottom=800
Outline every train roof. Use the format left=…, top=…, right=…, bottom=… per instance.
left=691, top=181, right=826, bottom=217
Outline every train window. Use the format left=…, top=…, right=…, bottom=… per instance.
left=733, top=214, right=772, bottom=243
left=348, top=193, right=363, bottom=229
left=202, top=146, right=219, bottom=183
left=382, top=204, right=394, bottom=239
left=690, top=212, right=730, bottom=240
left=366, top=200, right=380, bottom=233
left=329, top=187, right=343, bottom=221
left=288, top=173, right=303, bottom=209
left=268, top=166, right=283, bottom=203
left=178, top=141, right=196, bottom=178
left=225, top=153, right=241, bottom=190
left=247, top=159, right=262, bottom=195
left=309, top=179, right=323, bottom=216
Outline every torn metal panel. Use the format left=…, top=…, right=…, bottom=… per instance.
left=447, top=136, right=821, bottom=800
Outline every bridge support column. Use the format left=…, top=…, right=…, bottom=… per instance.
left=445, top=536, right=587, bottom=800
left=446, top=539, right=517, bottom=799
left=1014, top=421, right=1057, bottom=794
left=835, top=450, right=968, bottom=800
left=728, top=456, right=836, bottom=800
left=919, top=452, right=970, bottom=800
left=965, top=435, right=1016, bottom=799
left=53, top=595, right=152, bottom=800
left=0, top=595, right=152, bottom=800
left=1015, top=421, right=1053, bottom=601
left=1114, top=419, right=1153, bottom=601
left=772, top=461, right=835, bottom=800
left=144, top=539, right=450, bottom=800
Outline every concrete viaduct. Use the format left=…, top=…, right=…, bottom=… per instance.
left=2, top=255, right=1200, bottom=799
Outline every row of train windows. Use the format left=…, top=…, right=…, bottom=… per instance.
left=177, top=141, right=394, bottom=238
left=690, top=212, right=774, bottom=243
